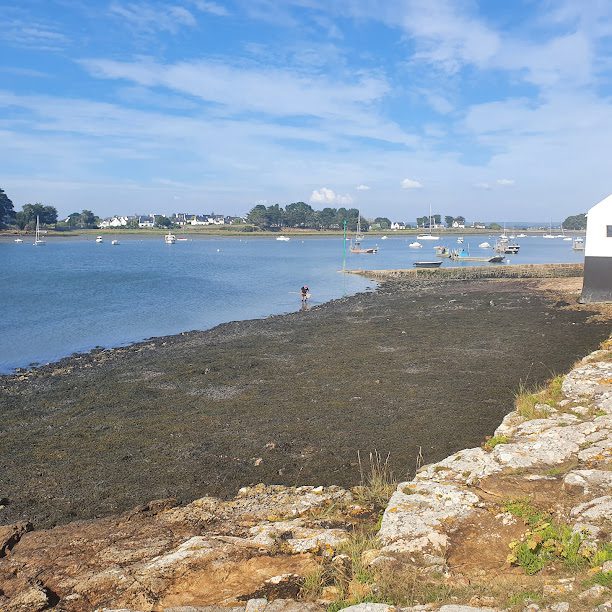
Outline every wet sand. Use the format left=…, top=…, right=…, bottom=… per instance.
left=0, top=276, right=610, bottom=528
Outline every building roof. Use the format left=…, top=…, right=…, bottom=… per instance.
left=589, top=193, right=612, bottom=213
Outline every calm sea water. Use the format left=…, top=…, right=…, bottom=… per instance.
left=0, top=233, right=584, bottom=373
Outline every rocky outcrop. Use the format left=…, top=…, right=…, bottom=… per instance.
left=377, top=353, right=611, bottom=574
left=373, top=348, right=612, bottom=612
left=0, top=486, right=351, bottom=611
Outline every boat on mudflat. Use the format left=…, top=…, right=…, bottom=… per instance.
left=413, top=260, right=443, bottom=268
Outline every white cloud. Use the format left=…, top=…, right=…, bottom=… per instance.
left=192, top=1, right=229, bottom=17
left=474, top=182, right=491, bottom=190
left=310, top=187, right=353, bottom=205
left=1, top=20, right=69, bottom=50
left=356, top=184, right=370, bottom=191
left=496, top=178, right=515, bottom=186
left=401, top=178, right=423, bottom=189
left=109, top=2, right=197, bottom=34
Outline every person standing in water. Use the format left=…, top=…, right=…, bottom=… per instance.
left=300, top=285, right=310, bottom=302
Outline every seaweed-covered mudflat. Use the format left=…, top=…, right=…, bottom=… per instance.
left=0, top=276, right=609, bottom=528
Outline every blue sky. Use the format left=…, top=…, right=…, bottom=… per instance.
left=1, top=0, right=612, bottom=221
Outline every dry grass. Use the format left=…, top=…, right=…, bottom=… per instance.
left=353, top=450, right=397, bottom=511
left=515, top=375, right=565, bottom=419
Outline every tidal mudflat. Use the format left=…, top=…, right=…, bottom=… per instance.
left=0, top=276, right=609, bottom=528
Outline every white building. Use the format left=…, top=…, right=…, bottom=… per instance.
left=138, top=215, right=155, bottom=228
left=581, top=194, right=612, bottom=303
left=99, top=215, right=130, bottom=228
left=390, top=221, right=406, bottom=230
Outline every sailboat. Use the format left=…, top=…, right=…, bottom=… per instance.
left=33, top=216, right=45, bottom=246
left=416, top=204, right=440, bottom=240
left=350, top=212, right=378, bottom=254
left=542, top=220, right=556, bottom=239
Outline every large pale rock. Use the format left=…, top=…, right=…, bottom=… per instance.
left=570, top=496, right=612, bottom=523
left=378, top=482, right=479, bottom=562
left=248, top=519, right=348, bottom=554
left=415, top=447, right=502, bottom=485
left=491, top=419, right=606, bottom=469
left=563, top=470, right=612, bottom=495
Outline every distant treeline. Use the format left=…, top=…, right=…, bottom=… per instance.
left=0, top=187, right=589, bottom=232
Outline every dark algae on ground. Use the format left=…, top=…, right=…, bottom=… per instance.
left=0, top=276, right=609, bottom=528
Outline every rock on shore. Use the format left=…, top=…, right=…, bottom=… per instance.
left=1, top=343, right=611, bottom=610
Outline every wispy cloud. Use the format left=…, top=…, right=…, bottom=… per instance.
left=0, top=20, right=69, bottom=51
left=109, top=2, right=197, bottom=34
left=496, top=178, right=515, bottom=186
left=191, top=0, right=229, bottom=17
left=356, top=184, right=370, bottom=191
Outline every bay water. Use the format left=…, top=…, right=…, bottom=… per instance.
left=0, top=233, right=584, bottom=373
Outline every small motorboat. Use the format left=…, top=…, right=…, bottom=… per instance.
left=164, top=232, right=176, bottom=244
left=413, top=260, right=443, bottom=268
left=408, top=241, right=422, bottom=248
left=276, top=235, right=290, bottom=241
left=517, top=233, right=527, bottom=238
left=96, top=236, right=103, bottom=243
left=381, top=235, right=388, bottom=240
left=457, top=237, right=464, bottom=244
left=111, top=239, right=119, bottom=245
left=14, top=238, right=23, bottom=243
left=478, top=242, right=491, bottom=248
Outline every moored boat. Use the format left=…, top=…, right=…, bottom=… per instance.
left=33, top=216, right=45, bottom=246
left=164, top=232, right=176, bottom=244
left=413, top=260, right=443, bottom=268
left=350, top=212, right=378, bottom=253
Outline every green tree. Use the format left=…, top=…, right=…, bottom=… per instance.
left=374, top=217, right=391, bottom=229
left=562, top=213, right=587, bottom=230
left=317, top=207, right=337, bottom=229
left=80, top=209, right=98, bottom=228
left=0, top=188, right=16, bottom=228
left=19, top=203, right=58, bottom=228
left=266, top=204, right=284, bottom=227
left=285, top=201, right=314, bottom=227
left=246, top=204, right=268, bottom=228
left=445, top=215, right=455, bottom=227
left=154, top=215, right=172, bottom=228
left=66, top=212, right=82, bottom=227
left=489, top=222, right=502, bottom=230
left=455, top=215, right=466, bottom=225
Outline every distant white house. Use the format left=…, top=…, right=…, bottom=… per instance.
left=188, top=215, right=209, bottom=225
left=138, top=215, right=155, bottom=228
left=581, top=194, right=612, bottom=303
left=99, top=215, right=130, bottom=228
left=452, top=220, right=466, bottom=229
left=391, top=221, right=406, bottom=230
